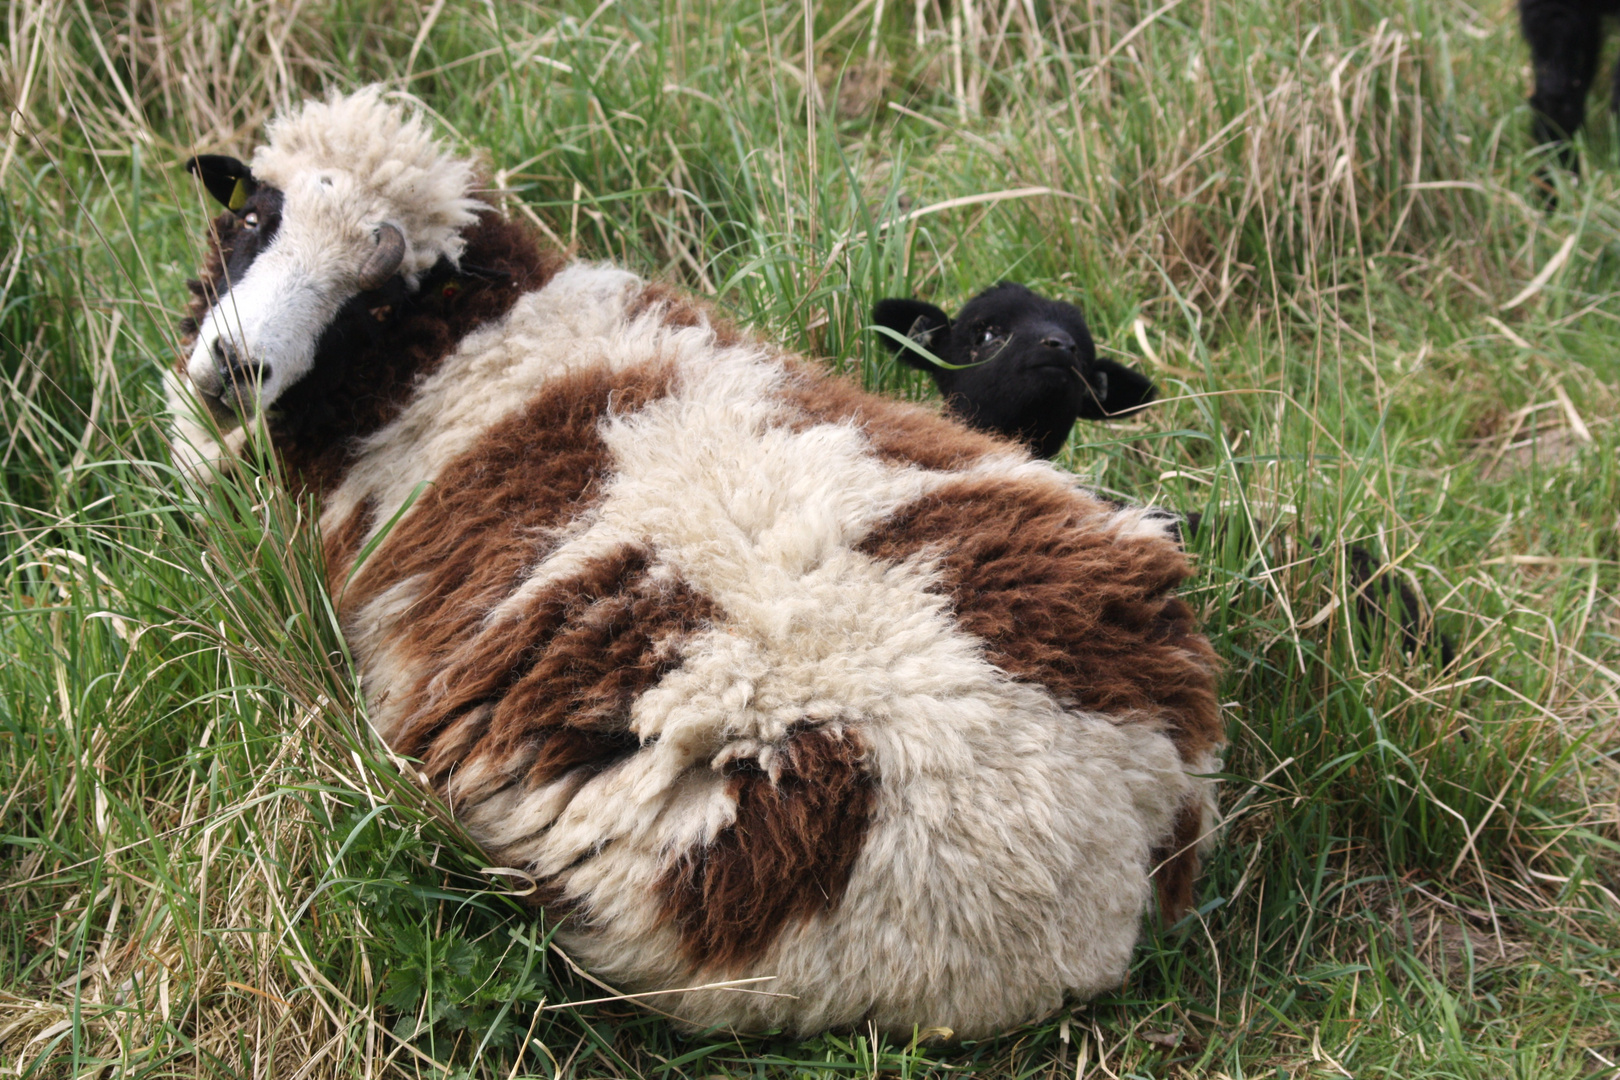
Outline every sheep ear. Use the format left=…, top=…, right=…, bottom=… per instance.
left=871, top=299, right=952, bottom=370
left=186, top=155, right=257, bottom=211
left=1078, top=359, right=1157, bottom=421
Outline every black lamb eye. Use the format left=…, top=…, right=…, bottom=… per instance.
left=243, top=211, right=260, bottom=229
left=978, top=327, right=999, bottom=345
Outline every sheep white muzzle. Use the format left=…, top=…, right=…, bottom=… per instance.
left=185, top=220, right=406, bottom=424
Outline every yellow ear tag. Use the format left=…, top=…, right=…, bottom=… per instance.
left=228, top=177, right=249, bottom=211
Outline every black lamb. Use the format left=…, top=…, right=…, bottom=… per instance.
left=872, top=282, right=1157, bottom=458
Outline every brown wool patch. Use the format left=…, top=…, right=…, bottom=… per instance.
left=1151, top=800, right=1207, bottom=923
left=341, top=359, right=676, bottom=620
left=857, top=475, right=1221, bottom=767
left=778, top=361, right=1008, bottom=472
left=658, top=726, right=879, bottom=973
left=625, top=281, right=746, bottom=349
left=269, top=214, right=568, bottom=496
left=404, top=547, right=659, bottom=758
left=526, top=726, right=642, bottom=784
left=332, top=356, right=690, bottom=808
left=495, top=562, right=720, bottom=747
left=400, top=544, right=719, bottom=803
left=859, top=475, right=1220, bottom=919
left=321, top=498, right=377, bottom=592
left=419, top=705, right=493, bottom=784
left=399, top=542, right=719, bottom=915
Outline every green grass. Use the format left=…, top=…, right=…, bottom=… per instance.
left=1, top=0, right=1617, bottom=1075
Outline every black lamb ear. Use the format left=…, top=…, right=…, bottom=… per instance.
left=186, top=155, right=257, bottom=211
left=1078, top=358, right=1157, bottom=421
left=871, top=298, right=952, bottom=370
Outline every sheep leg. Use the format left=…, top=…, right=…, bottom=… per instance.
left=1519, top=0, right=1603, bottom=173
left=1612, top=34, right=1620, bottom=125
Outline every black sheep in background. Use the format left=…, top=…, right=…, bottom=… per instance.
left=872, top=282, right=1157, bottom=458
left=1521, top=0, right=1620, bottom=173
left=871, top=284, right=1453, bottom=664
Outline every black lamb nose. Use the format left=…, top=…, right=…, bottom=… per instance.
left=1040, top=328, right=1077, bottom=354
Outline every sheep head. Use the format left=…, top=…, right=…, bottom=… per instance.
left=872, top=283, right=1156, bottom=458
left=181, top=87, right=483, bottom=425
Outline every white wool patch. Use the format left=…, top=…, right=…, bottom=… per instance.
left=345, top=574, right=429, bottom=744
left=652, top=713, right=1186, bottom=1037
left=332, top=262, right=1206, bottom=1037
left=251, top=86, right=483, bottom=283
left=1108, top=503, right=1184, bottom=544
left=1184, top=747, right=1226, bottom=855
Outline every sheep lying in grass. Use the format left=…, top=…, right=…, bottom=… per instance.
left=169, top=87, right=1223, bottom=1039
left=1520, top=0, right=1620, bottom=174
left=872, top=286, right=1449, bottom=663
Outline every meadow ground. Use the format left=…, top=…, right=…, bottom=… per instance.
left=1, top=0, right=1617, bottom=1075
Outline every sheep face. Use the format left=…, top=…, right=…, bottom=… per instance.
left=183, top=156, right=412, bottom=422
left=873, top=283, right=1156, bottom=458
left=179, top=87, right=480, bottom=427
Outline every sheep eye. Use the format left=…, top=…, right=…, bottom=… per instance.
left=977, top=327, right=1000, bottom=345
left=242, top=211, right=260, bottom=229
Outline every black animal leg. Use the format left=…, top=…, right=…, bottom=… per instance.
left=1612, top=42, right=1620, bottom=126
left=1520, top=0, right=1603, bottom=173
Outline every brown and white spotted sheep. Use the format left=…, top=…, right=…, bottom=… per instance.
left=169, top=87, right=1223, bottom=1039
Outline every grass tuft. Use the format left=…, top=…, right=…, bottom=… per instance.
left=1, top=0, right=1616, bottom=1076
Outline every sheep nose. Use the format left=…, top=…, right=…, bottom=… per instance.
left=1040, top=329, right=1077, bottom=353
left=212, top=338, right=269, bottom=392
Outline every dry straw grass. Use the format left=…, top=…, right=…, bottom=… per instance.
left=1, top=0, right=1616, bottom=1076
